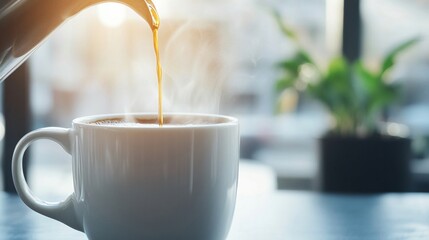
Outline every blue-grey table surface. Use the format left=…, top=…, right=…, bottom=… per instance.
left=2, top=191, right=429, bottom=240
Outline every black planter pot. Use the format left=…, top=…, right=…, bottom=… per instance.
left=318, top=135, right=411, bottom=193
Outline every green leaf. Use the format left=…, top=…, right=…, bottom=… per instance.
left=277, top=60, right=300, bottom=73
left=380, top=37, right=420, bottom=76
left=325, top=57, right=350, bottom=95
left=327, top=57, right=348, bottom=78
left=307, top=79, right=337, bottom=113
left=277, top=51, right=314, bottom=73
left=368, top=84, right=400, bottom=114
left=297, top=50, right=314, bottom=64
left=272, top=10, right=297, bottom=41
left=354, top=61, right=379, bottom=92
left=275, top=77, right=295, bottom=92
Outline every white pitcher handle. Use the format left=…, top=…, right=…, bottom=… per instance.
left=12, top=127, right=83, bottom=231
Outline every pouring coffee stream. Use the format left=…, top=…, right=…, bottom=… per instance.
left=0, top=0, right=164, bottom=124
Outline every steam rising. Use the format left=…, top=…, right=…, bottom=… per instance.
left=123, top=19, right=232, bottom=118
left=163, top=21, right=230, bottom=114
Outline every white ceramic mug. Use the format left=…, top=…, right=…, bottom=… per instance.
left=12, top=113, right=239, bottom=240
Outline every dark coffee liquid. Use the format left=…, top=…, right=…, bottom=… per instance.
left=90, top=116, right=226, bottom=126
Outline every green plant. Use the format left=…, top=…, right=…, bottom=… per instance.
left=273, top=11, right=419, bottom=136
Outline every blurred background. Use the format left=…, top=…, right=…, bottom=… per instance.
left=1, top=0, right=429, bottom=199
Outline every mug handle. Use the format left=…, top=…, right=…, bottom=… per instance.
left=12, top=127, right=83, bottom=231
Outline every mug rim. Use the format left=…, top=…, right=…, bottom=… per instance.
left=73, top=112, right=238, bottom=129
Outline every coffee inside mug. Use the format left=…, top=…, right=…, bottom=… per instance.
left=79, top=113, right=235, bottom=127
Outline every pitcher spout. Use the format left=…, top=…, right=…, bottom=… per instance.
left=0, top=0, right=158, bottom=82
